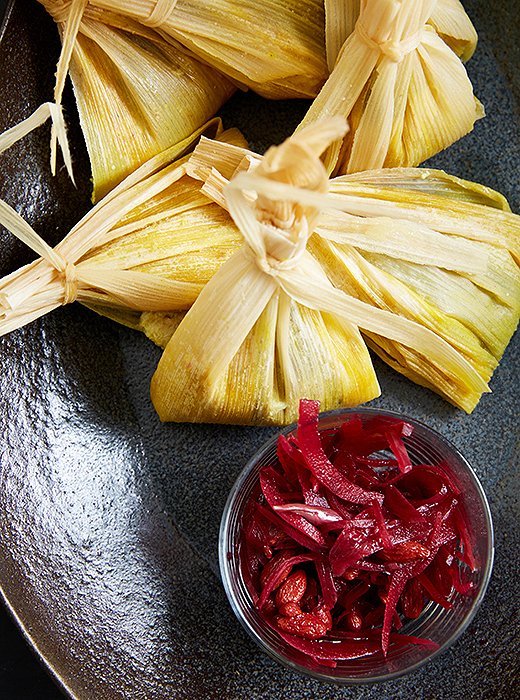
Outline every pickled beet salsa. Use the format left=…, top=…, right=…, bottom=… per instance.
left=240, top=400, right=477, bottom=666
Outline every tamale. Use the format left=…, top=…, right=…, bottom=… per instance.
left=299, top=0, right=484, bottom=175
left=0, top=113, right=244, bottom=336
left=150, top=119, right=380, bottom=425
left=74, top=0, right=328, bottom=99
left=151, top=119, right=520, bottom=424
left=39, top=0, right=236, bottom=199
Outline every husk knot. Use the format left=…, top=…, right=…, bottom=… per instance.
left=354, top=18, right=425, bottom=62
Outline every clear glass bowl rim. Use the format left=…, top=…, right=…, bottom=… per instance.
left=219, top=407, right=495, bottom=685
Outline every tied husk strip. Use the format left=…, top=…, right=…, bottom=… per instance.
left=314, top=210, right=485, bottom=272
left=0, top=118, right=245, bottom=336
left=0, top=102, right=73, bottom=182
left=48, top=0, right=88, bottom=177
left=40, top=0, right=236, bottom=199
left=150, top=119, right=498, bottom=424
left=80, top=0, right=328, bottom=99
left=298, top=0, right=483, bottom=175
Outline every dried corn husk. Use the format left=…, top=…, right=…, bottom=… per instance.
left=0, top=102, right=74, bottom=182
left=151, top=119, right=520, bottom=424
left=39, top=0, right=236, bottom=199
left=428, top=0, right=478, bottom=62
left=0, top=113, right=245, bottom=336
left=79, top=0, right=327, bottom=99
left=299, top=0, right=484, bottom=175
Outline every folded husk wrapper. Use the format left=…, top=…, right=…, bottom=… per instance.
left=39, top=0, right=236, bottom=200
left=300, top=0, right=484, bottom=175
left=150, top=119, right=520, bottom=424
left=0, top=115, right=245, bottom=337
left=78, top=0, right=328, bottom=99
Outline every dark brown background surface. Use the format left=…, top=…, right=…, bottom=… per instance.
left=0, top=1, right=519, bottom=698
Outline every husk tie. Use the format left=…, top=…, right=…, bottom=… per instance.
left=354, top=18, right=424, bottom=62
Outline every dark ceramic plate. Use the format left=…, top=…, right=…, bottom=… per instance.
left=0, top=2, right=519, bottom=699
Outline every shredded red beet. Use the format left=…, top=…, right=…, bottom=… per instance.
left=240, top=400, right=478, bottom=666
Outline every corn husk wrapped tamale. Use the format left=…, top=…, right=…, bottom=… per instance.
left=299, top=0, right=484, bottom=175
left=0, top=113, right=245, bottom=336
left=73, top=0, right=328, bottom=99
left=150, top=119, right=520, bottom=424
left=38, top=0, right=236, bottom=200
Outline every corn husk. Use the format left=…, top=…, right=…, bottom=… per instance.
left=81, top=0, right=328, bottom=99
left=150, top=119, right=520, bottom=424
left=299, top=0, right=484, bottom=175
left=0, top=102, right=74, bottom=182
left=428, top=0, right=478, bottom=62
left=0, top=114, right=245, bottom=337
left=39, top=0, right=236, bottom=199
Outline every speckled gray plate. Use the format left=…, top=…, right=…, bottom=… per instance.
left=0, top=2, right=518, bottom=699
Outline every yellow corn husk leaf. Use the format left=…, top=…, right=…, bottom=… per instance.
left=327, top=171, right=520, bottom=263
left=336, top=167, right=511, bottom=211
left=324, top=0, right=360, bottom=71
left=39, top=0, right=236, bottom=200
left=80, top=0, right=328, bottom=99
left=311, top=238, right=498, bottom=398
left=0, top=120, right=246, bottom=337
left=429, top=0, right=478, bottom=61
left=298, top=0, right=483, bottom=175
left=363, top=251, right=520, bottom=360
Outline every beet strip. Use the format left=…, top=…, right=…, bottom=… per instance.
left=260, top=467, right=327, bottom=547
left=452, top=505, right=477, bottom=571
left=315, top=560, right=338, bottom=609
left=417, top=572, right=454, bottom=609
left=385, top=429, right=412, bottom=473
left=382, top=569, right=410, bottom=655
left=371, top=499, right=392, bottom=548
left=297, top=400, right=382, bottom=505
left=275, top=631, right=381, bottom=662
left=384, top=484, right=426, bottom=523
left=255, top=502, right=326, bottom=553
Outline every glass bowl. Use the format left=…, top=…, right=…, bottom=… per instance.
left=219, top=408, right=494, bottom=684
